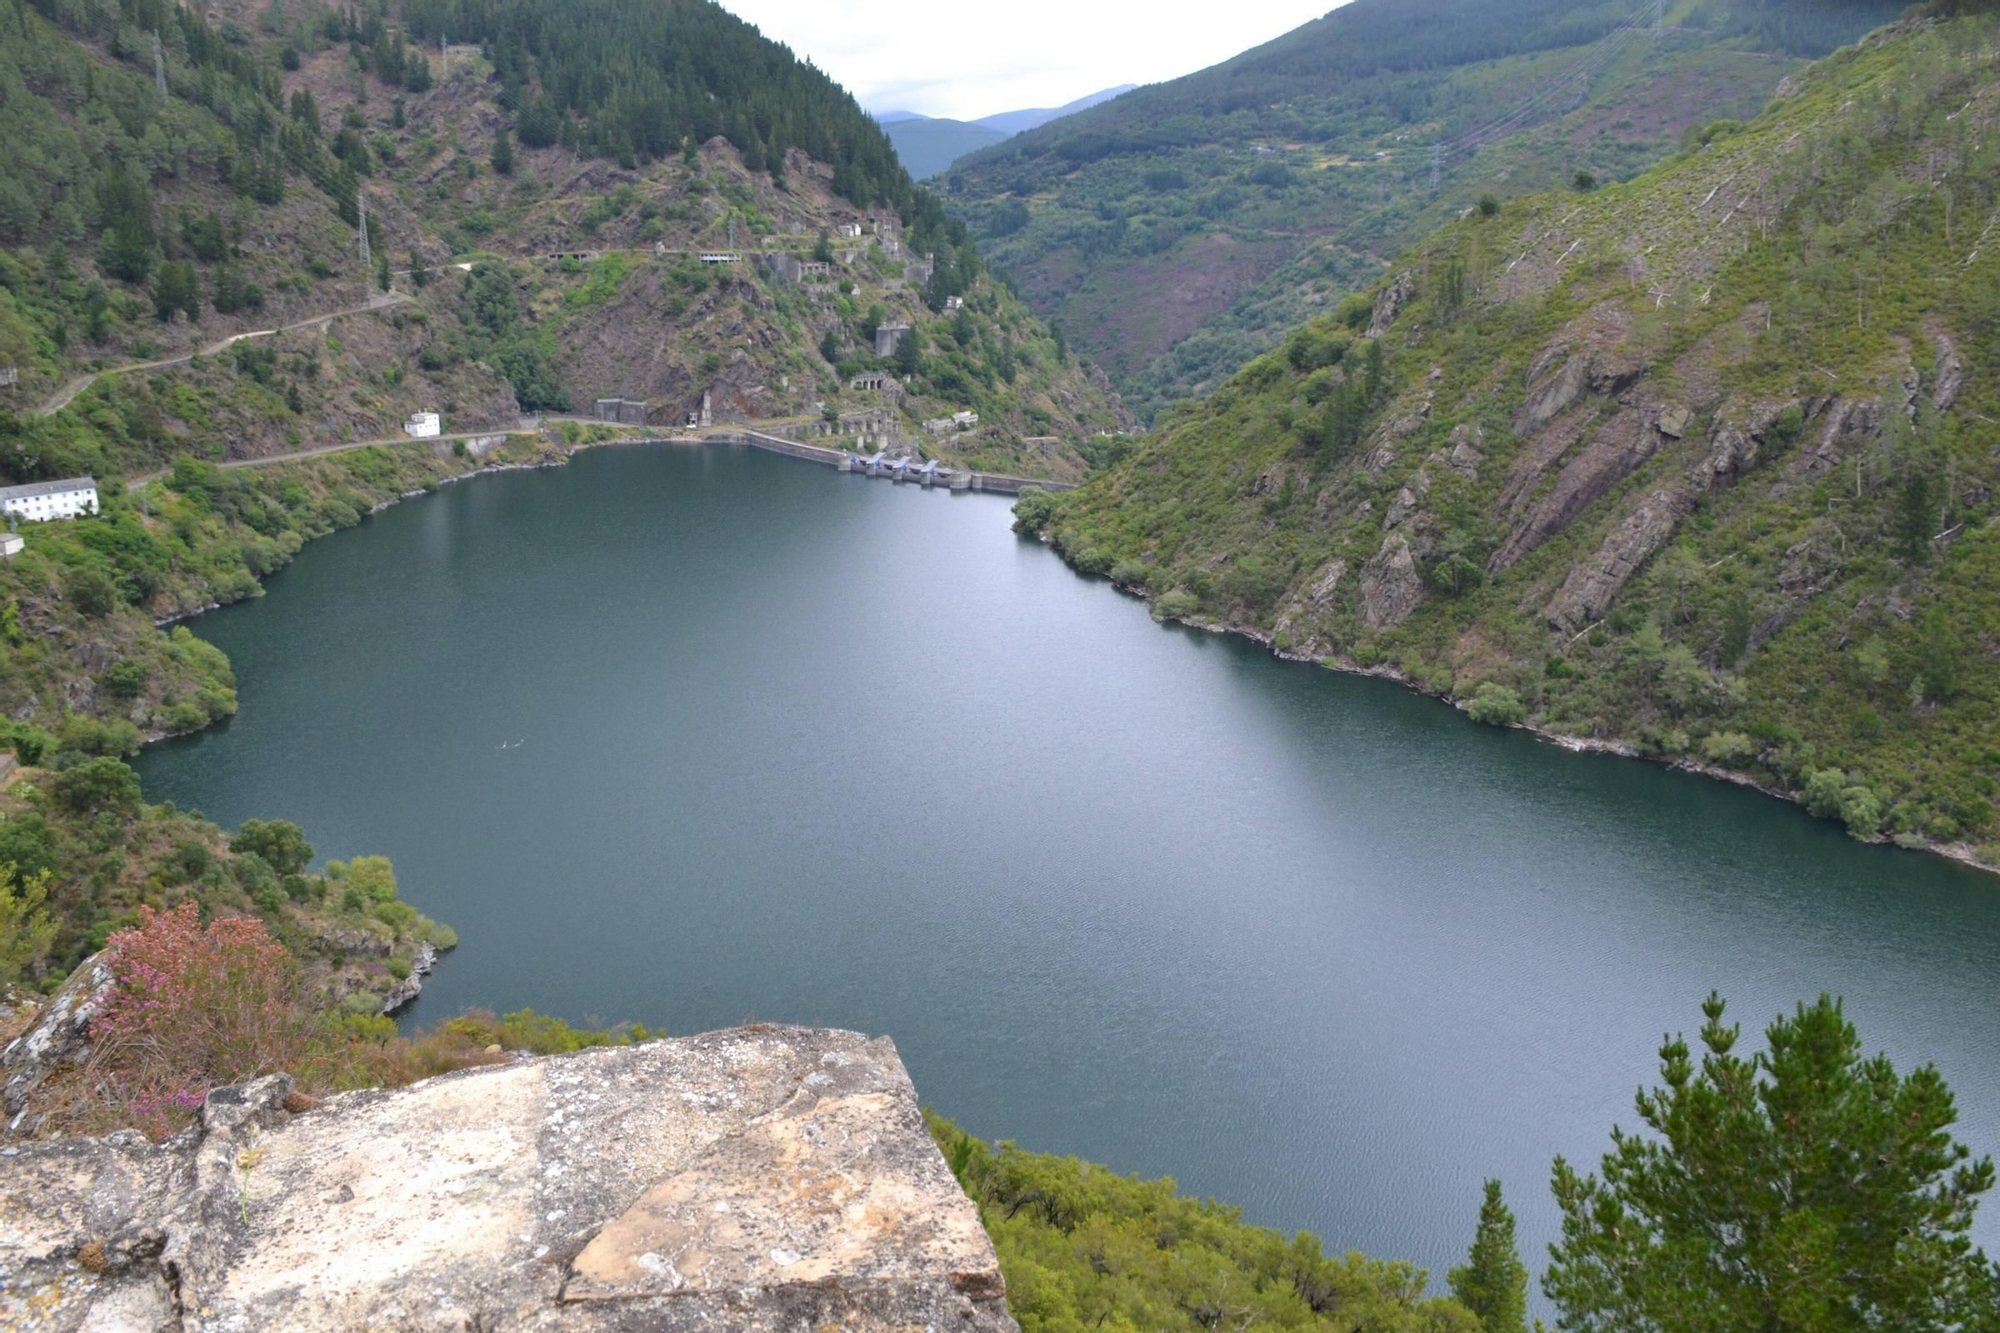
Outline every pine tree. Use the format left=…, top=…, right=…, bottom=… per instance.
left=1546, top=993, right=1999, bottom=1330
left=1448, top=1180, right=1528, bottom=1333
left=1895, top=472, right=1938, bottom=564
left=490, top=126, right=513, bottom=175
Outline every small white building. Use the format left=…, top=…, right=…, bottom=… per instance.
left=406, top=412, right=441, bottom=438
left=951, top=410, right=979, bottom=427
left=944, top=295, right=964, bottom=311
left=836, top=223, right=863, bottom=239
left=0, top=532, right=22, bottom=559
left=0, top=477, right=98, bottom=523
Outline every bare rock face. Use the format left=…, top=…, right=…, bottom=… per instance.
left=1512, top=351, right=1592, bottom=437
left=1489, top=410, right=1661, bottom=574
left=1543, top=487, right=1695, bottom=632
left=1366, top=270, right=1414, bottom=339
left=1930, top=325, right=1966, bottom=412
left=1359, top=534, right=1423, bottom=630
left=0, top=1027, right=1016, bottom=1333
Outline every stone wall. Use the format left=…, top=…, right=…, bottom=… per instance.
left=0, top=1026, right=1016, bottom=1332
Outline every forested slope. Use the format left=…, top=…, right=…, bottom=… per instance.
left=946, top=0, right=1905, bottom=420
left=1019, top=11, right=2000, bottom=861
left=0, top=0, right=1124, bottom=480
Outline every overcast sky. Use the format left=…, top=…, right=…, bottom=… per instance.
left=719, top=0, right=1345, bottom=121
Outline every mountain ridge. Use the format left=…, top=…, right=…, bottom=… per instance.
left=944, top=0, right=1907, bottom=421
left=1015, top=9, right=2000, bottom=860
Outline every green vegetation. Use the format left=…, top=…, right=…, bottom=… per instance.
left=945, top=0, right=1903, bottom=418
left=925, top=1113, right=1482, bottom=1331
left=1546, top=993, right=1998, bottom=1328
left=1021, top=11, right=2000, bottom=854
left=931, top=991, right=1999, bottom=1333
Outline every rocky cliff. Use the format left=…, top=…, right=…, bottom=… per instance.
left=0, top=1026, right=1015, bottom=1332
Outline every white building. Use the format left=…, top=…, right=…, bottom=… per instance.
left=951, top=410, right=979, bottom=427
left=0, top=532, right=22, bottom=559
left=405, top=412, right=441, bottom=438
left=0, top=477, right=98, bottom=523
left=836, top=223, right=863, bottom=239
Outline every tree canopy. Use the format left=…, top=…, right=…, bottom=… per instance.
left=1544, top=993, right=1999, bottom=1332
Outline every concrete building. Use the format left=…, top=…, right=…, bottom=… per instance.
left=0, top=532, right=21, bottom=559
left=593, top=398, right=648, bottom=426
left=405, top=412, right=441, bottom=438
left=874, top=325, right=913, bottom=358
left=943, top=295, right=964, bottom=311
left=699, top=252, right=740, bottom=264
left=951, top=410, right=979, bottom=427
left=0, top=477, right=97, bottom=522
left=0, top=367, right=17, bottom=389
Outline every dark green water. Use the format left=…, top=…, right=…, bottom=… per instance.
left=137, top=443, right=2000, bottom=1283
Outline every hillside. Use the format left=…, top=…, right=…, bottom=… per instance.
left=944, top=0, right=1905, bottom=421
left=0, top=0, right=1126, bottom=482
left=1017, top=11, right=2000, bottom=859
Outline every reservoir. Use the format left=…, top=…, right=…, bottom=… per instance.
left=136, top=442, right=2000, bottom=1284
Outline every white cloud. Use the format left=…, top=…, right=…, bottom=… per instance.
left=718, top=0, right=1345, bottom=121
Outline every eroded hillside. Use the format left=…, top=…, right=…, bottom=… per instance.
left=1023, top=12, right=2000, bottom=857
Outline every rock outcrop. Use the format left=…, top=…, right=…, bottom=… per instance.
left=1366, top=270, right=1414, bottom=339
left=2, top=953, right=115, bottom=1136
left=1359, top=534, right=1423, bottom=630
left=0, top=1026, right=1015, bottom=1333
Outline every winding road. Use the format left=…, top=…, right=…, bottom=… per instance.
left=31, top=290, right=410, bottom=417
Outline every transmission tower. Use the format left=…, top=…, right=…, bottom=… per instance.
left=357, top=190, right=370, bottom=269
left=1430, top=142, right=1443, bottom=193
left=152, top=30, right=167, bottom=100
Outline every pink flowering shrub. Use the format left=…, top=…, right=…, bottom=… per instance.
left=88, top=901, right=314, bottom=1139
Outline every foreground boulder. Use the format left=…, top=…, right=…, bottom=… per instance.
left=0, top=1026, right=1015, bottom=1332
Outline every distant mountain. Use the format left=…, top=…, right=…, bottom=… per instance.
left=880, top=84, right=1138, bottom=181
left=942, top=0, right=1906, bottom=421
left=971, top=84, right=1138, bottom=136
left=882, top=117, right=1012, bottom=180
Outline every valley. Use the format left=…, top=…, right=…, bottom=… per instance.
left=3, top=0, right=2000, bottom=1330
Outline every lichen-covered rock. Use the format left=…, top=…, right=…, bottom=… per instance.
left=0, top=1027, right=1016, bottom=1333
left=1359, top=534, right=1423, bottom=630
left=2, top=953, right=116, bottom=1134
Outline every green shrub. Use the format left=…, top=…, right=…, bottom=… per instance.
left=1465, top=682, right=1526, bottom=727
left=1151, top=588, right=1199, bottom=622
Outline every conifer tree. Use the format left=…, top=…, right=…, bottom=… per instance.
left=1449, top=1180, right=1528, bottom=1333
left=1545, top=993, right=1999, bottom=1331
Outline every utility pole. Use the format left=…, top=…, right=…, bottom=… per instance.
left=1430, top=142, right=1443, bottom=193
left=357, top=189, right=370, bottom=269
left=152, top=30, right=167, bottom=100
